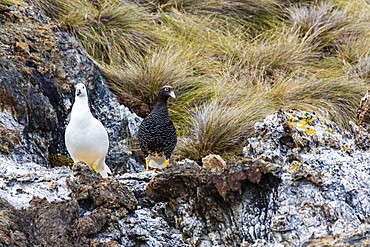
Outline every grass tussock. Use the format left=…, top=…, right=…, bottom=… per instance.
left=61, top=0, right=156, bottom=64
left=9, top=0, right=370, bottom=162
left=102, top=46, right=205, bottom=111
left=176, top=96, right=270, bottom=162
left=268, top=74, right=368, bottom=129
left=286, top=2, right=357, bottom=52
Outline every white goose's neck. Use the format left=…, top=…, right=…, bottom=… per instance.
left=71, top=96, right=93, bottom=120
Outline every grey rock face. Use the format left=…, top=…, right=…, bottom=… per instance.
left=0, top=5, right=142, bottom=173
left=0, top=155, right=72, bottom=209
left=245, top=110, right=370, bottom=245
left=0, top=161, right=190, bottom=246
left=147, top=157, right=280, bottom=247
left=117, top=172, right=190, bottom=247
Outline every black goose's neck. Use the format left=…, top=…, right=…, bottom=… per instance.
left=151, top=95, right=169, bottom=116
left=156, top=95, right=169, bottom=107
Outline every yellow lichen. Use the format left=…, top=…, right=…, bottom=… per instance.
left=290, top=162, right=301, bottom=171
left=305, top=128, right=315, bottom=135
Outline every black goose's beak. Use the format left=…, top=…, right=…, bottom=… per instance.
left=76, top=89, right=82, bottom=96
left=169, top=91, right=176, bottom=99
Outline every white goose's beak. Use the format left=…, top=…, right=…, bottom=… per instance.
left=169, top=91, right=176, bottom=99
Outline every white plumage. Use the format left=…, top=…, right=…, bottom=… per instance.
left=65, top=83, right=111, bottom=178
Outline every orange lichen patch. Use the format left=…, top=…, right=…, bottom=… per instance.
left=287, top=111, right=316, bottom=136
left=305, top=128, right=315, bottom=135
left=290, top=162, right=301, bottom=171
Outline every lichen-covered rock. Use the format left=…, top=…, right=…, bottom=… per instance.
left=18, top=197, right=81, bottom=246
left=202, top=154, right=226, bottom=170
left=245, top=110, right=370, bottom=246
left=303, top=224, right=370, bottom=246
left=147, top=159, right=280, bottom=246
left=117, top=172, right=191, bottom=247
left=0, top=5, right=142, bottom=173
left=357, top=90, right=370, bottom=130
left=0, top=197, right=28, bottom=247
left=0, top=158, right=193, bottom=246
left=0, top=160, right=187, bottom=246
left=0, top=161, right=136, bottom=246
left=1, top=108, right=370, bottom=246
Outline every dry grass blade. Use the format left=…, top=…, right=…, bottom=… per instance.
left=1, top=0, right=27, bottom=6
left=336, top=29, right=370, bottom=79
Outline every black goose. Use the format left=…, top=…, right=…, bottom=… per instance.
left=138, top=86, right=177, bottom=171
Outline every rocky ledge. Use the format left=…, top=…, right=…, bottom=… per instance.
left=0, top=162, right=137, bottom=246
left=2, top=109, right=369, bottom=246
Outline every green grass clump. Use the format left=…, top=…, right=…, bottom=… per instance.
left=102, top=46, right=206, bottom=111
left=268, top=73, right=368, bottom=129
left=177, top=100, right=251, bottom=162
left=61, top=0, right=156, bottom=64
left=6, top=0, right=370, bottom=163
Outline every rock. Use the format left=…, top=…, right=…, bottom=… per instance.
left=244, top=109, right=370, bottom=246
left=0, top=161, right=175, bottom=246
left=117, top=172, right=191, bottom=247
left=0, top=197, right=28, bottom=247
left=0, top=157, right=192, bottom=246
left=303, top=224, right=370, bottom=246
left=18, top=197, right=81, bottom=247
left=0, top=162, right=127, bottom=246
left=1, top=107, right=370, bottom=246
left=0, top=5, right=142, bottom=173
left=357, top=90, right=370, bottom=130
left=67, top=162, right=138, bottom=212
left=0, top=155, right=72, bottom=209
left=145, top=109, right=370, bottom=246
left=352, top=90, right=370, bottom=150
left=147, top=159, right=280, bottom=246
left=202, top=154, right=226, bottom=170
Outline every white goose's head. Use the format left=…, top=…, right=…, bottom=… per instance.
left=75, top=83, right=88, bottom=98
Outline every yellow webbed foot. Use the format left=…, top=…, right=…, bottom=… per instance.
left=145, top=159, right=150, bottom=171
left=92, top=164, right=97, bottom=170
left=164, top=160, right=169, bottom=167
left=146, top=167, right=161, bottom=172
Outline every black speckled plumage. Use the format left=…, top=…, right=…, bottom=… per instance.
left=138, top=86, right=177, bottom=170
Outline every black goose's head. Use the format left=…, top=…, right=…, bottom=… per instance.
left=159, top=86, right=176, bottom=100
